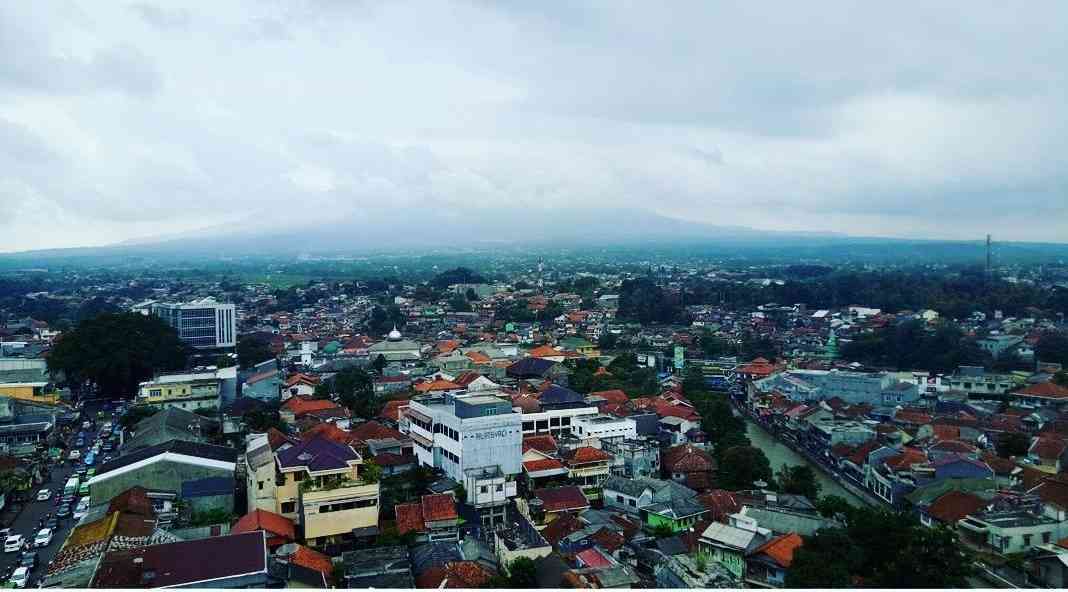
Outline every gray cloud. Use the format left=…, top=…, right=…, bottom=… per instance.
left=0, top=1, right=1066, bottom=251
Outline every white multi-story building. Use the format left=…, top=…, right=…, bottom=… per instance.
left=150, top=298, right=237, bottom=349
left=404, top=392, right=522, bottom=527
left=519, top=405, right=599, bottom=438
left=572, top=414, right=637, bottom=444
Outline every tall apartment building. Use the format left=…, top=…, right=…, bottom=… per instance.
left=403, top=392, right=522, bottom=527
left=150, top=298, right=237, bottom=349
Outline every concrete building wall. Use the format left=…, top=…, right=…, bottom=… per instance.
left=90, top=461, right=233, bottom=506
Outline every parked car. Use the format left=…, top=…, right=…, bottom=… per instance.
left=35, top=490, right=50, bottom=502
left=3, top=535, right=24, bottom=553
left=68, top=450, right=81, bottom=460
left=56, top=505, right=70, bottom=519
left=43, top=518, right=57, bottom=531
left=18, top=551, right=37, bottom=571
left=33, top=529, right=52, bottom=548
left=9, top=566, right=28, bottom=588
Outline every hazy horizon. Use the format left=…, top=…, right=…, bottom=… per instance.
left=2, top=2, right=1067, bottom=252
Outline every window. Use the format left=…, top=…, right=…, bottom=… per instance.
left=280, top=501, right=296, bottom=514
left=257, top=481, right=264, bottom=491
left=1043, top=532, right=1052, bottom=544
left=294, top=472, right=305, bottom=482
left=628, top=499, right=636, bottom=507
left=480, top=486, right=488, bottom=494
left=1023, top=534, right=1032, bottom=546
left=522, top=421, right=534, bottom=431
left=550, top=417, right=560, bottom=427
left=616, top=495, right=624, bottom=503
left=496, top=484, right=503, bottom=492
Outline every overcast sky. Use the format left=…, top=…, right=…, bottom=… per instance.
left=2, top=1, right=1067, bottom=252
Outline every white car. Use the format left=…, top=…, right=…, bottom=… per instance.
left=68, top=450, right=81, bottom=460
left=35, top=489, right=50, bottom=502
left=4, top=534, right=24, bottom=553
left=33, top=528, right=52, bottom=548
left=9, top=566, right=29, bottom=588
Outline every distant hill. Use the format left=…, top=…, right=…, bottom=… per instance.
left=1, top=206, right=1066, bottom=267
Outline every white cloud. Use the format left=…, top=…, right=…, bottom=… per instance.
left=0, top=0, right=1066, bottom=252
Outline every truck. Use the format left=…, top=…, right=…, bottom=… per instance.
left=63, top=477, right=79, bottom=497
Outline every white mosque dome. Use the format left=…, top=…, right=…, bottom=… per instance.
left=387, top=326, right=402, bottom=341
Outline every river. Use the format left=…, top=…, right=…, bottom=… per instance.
left=744, top=417, right=864, bottom=505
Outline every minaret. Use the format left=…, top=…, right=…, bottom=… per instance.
left=824, top=329, right=839, bottom=360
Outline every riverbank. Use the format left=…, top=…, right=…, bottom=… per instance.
left=736, top=403, right=885, bottom=508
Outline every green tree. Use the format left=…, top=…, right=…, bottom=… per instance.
left=815, top=495, right=854, bottom=520
left=431, top=267, right=486, bottom=288
left=449, top=294, right=472, bottom=312
left=371, top=354, right=388, bottom=375
left=872, top=525, right=974, bottom=588
left=236, top=335, right=275, bottom=369
left=243, top=409, right=286, bottom=433
left=488, top=557, right=538, bottom=588
left=717, top=446, right=773, bottom=491
left=784, top=528, right=858, bottom=588
left=1037, top=332, right=1068, bottom=366
left=995, top=431, right=1031, bottom=458
left=361, top=460, right=383, bottom=484
left=328, top=367, right=378, bottom=419
left=776, top=464, right=822, bottom=501
left=119, top=406, right=159, bottom=430
left=48, top=312, right=190, bottom=397
left=1054, top=371, right=1068, bottom=387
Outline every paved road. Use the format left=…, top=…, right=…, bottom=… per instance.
left=0, top=398, right=118, bottom=587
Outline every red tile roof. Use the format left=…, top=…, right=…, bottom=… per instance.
left=698, top=490, right=740, bottom=523
left=231, top=509, right=296, bottom=542
left=885, top=447, right=928, bottom=471
left=414, top=378, right=462, bottom=393
left=395, top=501, right=425, bottom=535
left=453, top=372, right=484, bottom=387
left=895, top=410, right=933, bottom=425
left=1016, top=382, right=1068, bottom=400
left=534, top=486, right=590, bottom=513
left=540, top=512, right=583, bottom=546
left=524, top=458, right=567, bottom=473
left=267, top=427, right=297, bottom=451
left=753, top=533, right=803, bottom=568
left=589, top=528, right=626, bottom=553
left=931, top=424, right=961, bottom=441
left=350, top=420, right=406, bottom=443
left=926, top=491, right=988, bottom=524
left=1030, top=475, right=1068, bottom=510
left=575, top=547, right=613, bottom=568
left=522, top=434, right=558, bottom=454
left=1030, top=437, right=1068, bottom=461
left=465, top=351, right=491, bottom=364
left=284, top=544, right=333, bottom=577
left=662, top=444, right=716, bottom=473
left=284, top=373, right=320, bottom=388
left=562, top=446, right=612, bottom=466
left=282, top=396, right=340, bottom=417
left=378, top=399, right=410, bottom=422
left=589, top=389, right=629, bottom=404
left=422, top=494, right=458, bottom=522
left=930, top=439, right=977, bottom=454
left=301, top=422, right=358, bottom=446
left=417, top=561, right=494, bottom=589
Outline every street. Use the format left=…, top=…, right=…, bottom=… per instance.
left=0, top=398, right=117, bottom=588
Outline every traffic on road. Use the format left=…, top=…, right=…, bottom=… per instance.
left=0, top=398, right=124, bottom=588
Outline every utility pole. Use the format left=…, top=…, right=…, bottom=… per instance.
left=986, top=234, right=992, bottom=277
